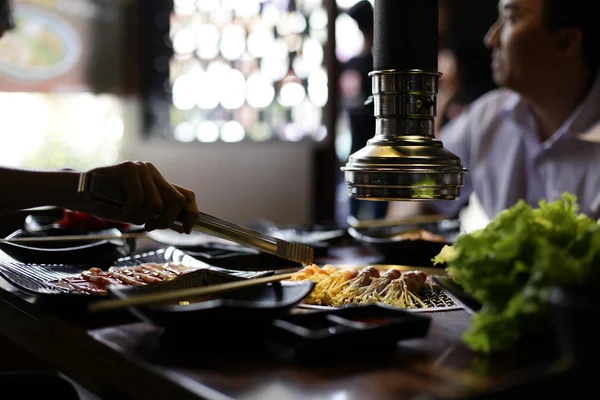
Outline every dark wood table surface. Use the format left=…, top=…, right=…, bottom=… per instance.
left=0, top=238, right=566, bottom=400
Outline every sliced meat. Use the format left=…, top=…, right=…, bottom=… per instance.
left=56, top=262, right=197, bottom=294
left=137, top=264, right=177, bottom=279
left=107, top=270, right=147, bottom=286
left=81, top=270, right=121, bottom=286
left=59, top=278, right=107, bottom=294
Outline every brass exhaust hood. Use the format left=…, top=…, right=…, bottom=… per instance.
left=341, top=0, right=467, bottom=201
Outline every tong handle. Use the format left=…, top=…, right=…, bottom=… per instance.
left=191, top=212, right=278, bottom=252
left=78, top=172, right=127, bottom=208
left=78, top=172, right=279, bottom=252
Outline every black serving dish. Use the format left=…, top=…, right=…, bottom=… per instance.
left=24, top=213, right=141, bottom=251
left=268, top=304, right=430, bottom=360
left=347, top=219, right=460, bottom=266
left=0, top=228, right=133, bottom=268
left=23, top=211, right=143, bottom=236
left=0, top=247, right=272, bottom=314
left=0, top=210, right=144, bottom=268
left=107, top=278, right=315, bottom=335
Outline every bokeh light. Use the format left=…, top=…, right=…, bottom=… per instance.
left=168, top=0, right=329, bottom=143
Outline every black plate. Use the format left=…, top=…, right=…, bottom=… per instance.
left=24, top=212, right=140, bottom=253
left=0, top=228, right=133, bottom=268
left=146, top=230, right=300, bottom=269
left=245, top=219, right=349, bottom=251
left=108, top=278, right=315, bottom=334
left=0, top=247, right=272, bottom=312
left=269, top=304, right=431, bottom=360
left=431, top=276, right=482, bottom=314
left=175, top=245, right=296, bottom=270
left=347, top=219, right=460, bottom=266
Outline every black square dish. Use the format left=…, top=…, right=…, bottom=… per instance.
left=269, top=304, right=431, bottom=360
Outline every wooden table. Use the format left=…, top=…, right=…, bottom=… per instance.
left=0, top=242, right=566, bottom=400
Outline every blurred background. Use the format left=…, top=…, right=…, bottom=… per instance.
left=0, top=0, right=497, bottom=226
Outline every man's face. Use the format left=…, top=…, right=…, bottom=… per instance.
left=0, top=0, right=13, bottom=39
left=484, top=0, right=555, bottom=93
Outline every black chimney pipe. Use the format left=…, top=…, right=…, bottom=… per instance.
left=341, top=0, right=467, bottom=202
left=373, top=0, right=438, bottom=71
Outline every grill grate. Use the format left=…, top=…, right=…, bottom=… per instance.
left=299, top=287, right=461, bottom=313
left=0, top=248, right=272, bottom=297
left=415, top=287, right=458, bottom=309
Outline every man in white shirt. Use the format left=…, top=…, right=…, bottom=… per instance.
left=391, top=0, right=600, bottom=222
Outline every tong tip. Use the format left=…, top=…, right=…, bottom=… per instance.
left=285, top=242, right=314, bottom=266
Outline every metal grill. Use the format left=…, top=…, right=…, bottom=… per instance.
left=0, top=248, right=272, bottom=296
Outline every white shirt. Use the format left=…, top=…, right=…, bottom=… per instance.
left=432, top=72, right=600, bottom=220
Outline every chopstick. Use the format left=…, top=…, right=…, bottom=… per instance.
left=88, top=272, right=295, bottom=313
left=0, top=232, right=147, bottom=243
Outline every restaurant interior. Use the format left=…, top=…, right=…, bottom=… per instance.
left=0, top=0, right=598, bottom=399
left=0, top=0, right=498, bottom=225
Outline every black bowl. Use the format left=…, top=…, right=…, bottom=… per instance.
left=347, top=220, right=459, bottom=266
left=24, top=214, right=140, bottom=251
left=549, top=284, right=600, bottom=366
left=0, top=228, right=132, bottom=268
left=107, top=276, right=315, bottom=335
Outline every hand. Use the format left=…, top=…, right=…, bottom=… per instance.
left=74, top=161, right=199, bottom=234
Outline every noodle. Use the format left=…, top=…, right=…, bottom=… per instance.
left=291, top=265, right=434, bottom=309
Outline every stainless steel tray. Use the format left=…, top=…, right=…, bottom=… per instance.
left=292, top=265, right=462, bottom=313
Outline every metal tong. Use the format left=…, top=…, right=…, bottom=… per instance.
left=77, top=172, right=314, bottom=265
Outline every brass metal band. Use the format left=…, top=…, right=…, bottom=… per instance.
left=370, top=69, right=441, bottom=120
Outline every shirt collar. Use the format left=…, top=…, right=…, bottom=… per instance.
left=500, top=92, right=521, bottom=117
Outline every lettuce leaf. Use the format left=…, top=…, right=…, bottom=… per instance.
left=433, top=193, right=600, bottom=352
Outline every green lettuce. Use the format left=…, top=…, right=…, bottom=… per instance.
left=433, top=193, right=600, bottom=353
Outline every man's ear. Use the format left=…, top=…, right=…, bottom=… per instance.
left=554, top=27, right=583, bottom=59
